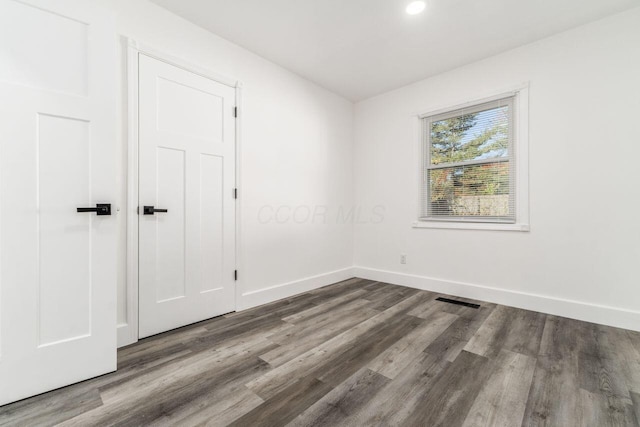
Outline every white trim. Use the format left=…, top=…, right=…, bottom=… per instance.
left=353, top=266, right=640, bottom=332
left=412, top=221, right=529, bottom=231
left=415, top=82, right=528, bottom=119
left=514, top=86, right=530, bottom=230
left=415, top=84, right=530, bottom=232
left=420, top=94, right=515, bottom=121
left=118, top=41, right=140, bottom=348
left=237, top=268, right=355, bottom=311
left=117, top=324, right=133, bottom=348
left=120, top=39, right=242, bottom=348
left=233, top=83, right=243, bottom=313
left=127, top=39, right=239, bottom=88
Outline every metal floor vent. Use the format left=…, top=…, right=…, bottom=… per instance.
left=435, top=297, right=480, bottom=309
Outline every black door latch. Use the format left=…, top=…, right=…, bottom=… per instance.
left=143, top=206, right=168, bottom=215
left=77, top=203, right=111, bottom=215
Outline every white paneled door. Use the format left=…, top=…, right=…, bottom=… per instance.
left=0, top=0, right=116, bottom=406
left=138, top=54, right=236, bottom=339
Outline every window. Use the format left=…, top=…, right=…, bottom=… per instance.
left=417, top=89, right=529, bottom=230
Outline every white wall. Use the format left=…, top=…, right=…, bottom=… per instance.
left=108, top=1, right=640, bottom=340
left=105, top=0, right=355, bottom=343
left=353, top=8, right=640, bottom=331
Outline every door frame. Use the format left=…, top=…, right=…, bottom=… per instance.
left=119, top=39, right=242, bottom=348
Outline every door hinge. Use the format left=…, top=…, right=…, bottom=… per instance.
left=234, top=188, right=238, bottom=199
left=234, top=270, right=238, bottom=281
left=233, top=107, right=238, bottom=118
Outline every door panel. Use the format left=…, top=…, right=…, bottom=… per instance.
left=156, top=146, right=186, bottom=302
left=0, top=0, right=116, bottom=406
left=156, top=77, right=225, bottom=141
left=200, top=154, right=224, bottom=293
left=138, top=54, right=236, bottom=339
left=37, top=114, right=92, bottom=346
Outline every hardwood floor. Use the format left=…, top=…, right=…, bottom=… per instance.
left=1, top=278, right=639, bottom=426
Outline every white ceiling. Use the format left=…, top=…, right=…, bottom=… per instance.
left=150, top=0, right=639, bottom=101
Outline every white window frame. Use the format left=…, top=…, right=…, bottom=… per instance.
left=413, top=85, right=530, bottom=231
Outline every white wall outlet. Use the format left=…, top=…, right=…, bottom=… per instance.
left=400, top=254, right=407, bottom=264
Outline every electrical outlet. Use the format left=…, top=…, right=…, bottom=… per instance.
left=400, top=254, right=407, bottom=264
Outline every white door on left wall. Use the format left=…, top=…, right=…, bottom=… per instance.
left=0, top=0, right=117, bottom=406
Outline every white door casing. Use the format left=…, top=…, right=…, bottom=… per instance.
left=138, top=54, right=236, bottom=339
left=0, top=0, right=117, bottom=405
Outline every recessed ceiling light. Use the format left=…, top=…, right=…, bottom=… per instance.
left=406, top=1, right=426, bottom=15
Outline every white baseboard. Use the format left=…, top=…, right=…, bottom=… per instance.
left=353, top=266, right=640, bottom=332
left=117, top=323, right=137, bottom=348
left=117, top=264, right=638, bottom=349
left=237, top=267, right=355, bottom=311
left=116, top=267, right=354, bottom=348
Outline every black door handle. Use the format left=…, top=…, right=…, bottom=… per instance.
left=143, top=206, right=168, bottom=215
left=77, top=203, right=111, bottom=215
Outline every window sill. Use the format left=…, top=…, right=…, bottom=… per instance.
left=412, top=220, right=530, bottom=232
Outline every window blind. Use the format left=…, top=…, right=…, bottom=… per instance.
left=422, top=96, right=516, bottom=222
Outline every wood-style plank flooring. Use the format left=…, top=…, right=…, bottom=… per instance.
left=1, top=278, right=640, bottom=426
